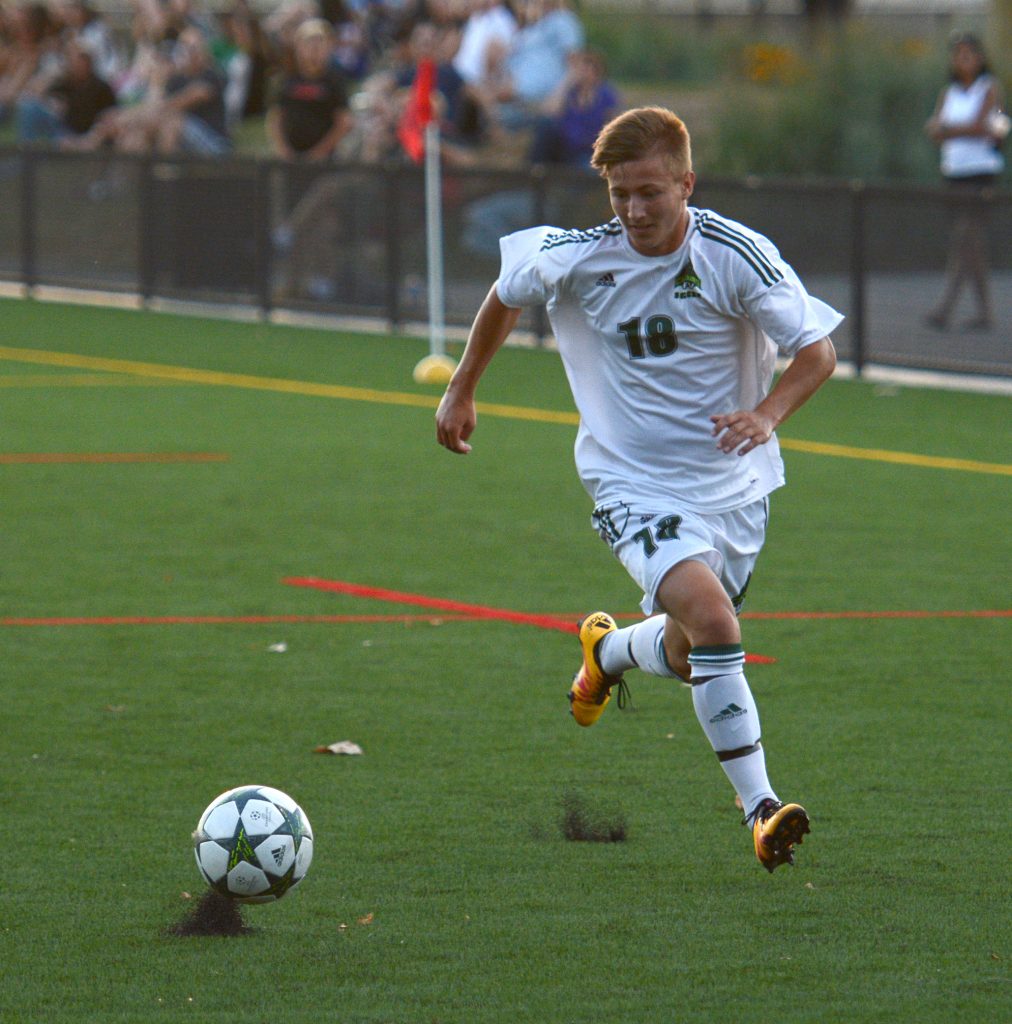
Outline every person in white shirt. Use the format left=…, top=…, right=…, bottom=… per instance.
left=925, top=33, right=1007, bottom=331
left=452, top=0, right=517, bottom=87
left=435, top=106, right=842, bottom=872
left=480, top=0, right=583, bottom=131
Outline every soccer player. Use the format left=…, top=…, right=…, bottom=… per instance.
left=434, top=107, right=841, bottom=872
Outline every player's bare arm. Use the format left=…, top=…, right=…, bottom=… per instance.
left=712, top=337, right=837, bottom=456
left=435, top=285, right=521, bottom=454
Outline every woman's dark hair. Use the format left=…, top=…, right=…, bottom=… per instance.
left=24, top=3, right=54, bottom=43
left=948, top=32, right=991, bottom=80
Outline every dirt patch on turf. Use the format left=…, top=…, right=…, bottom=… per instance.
left=560, top=792, right=628, bottom=843
left=167, top=890, right=253, bottom=937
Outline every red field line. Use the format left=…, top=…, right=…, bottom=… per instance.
left=284, top=576, right=580, bottom=633
left=279, top=578, right=789, bottom=661
left=739, top=609, right=1011, bottom=620
left=0, top=452, right=228, bottom=464
left=0, top=608, right=774, bottom=665
left=0, top=613, right=476, bottom=627
left=285, top=577, right=1011, bottom=624
left=4, top=608, right=1003, bottom=630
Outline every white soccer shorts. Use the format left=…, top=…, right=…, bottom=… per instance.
left=590, top=497, right=769, bottom=615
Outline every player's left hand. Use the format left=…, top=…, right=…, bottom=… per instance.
left=436, top=387, right=477, bottom=454
left=710, top=410, right=776, bottom=456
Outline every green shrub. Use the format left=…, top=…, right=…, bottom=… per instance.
left=584, top=11, right=730, bottom=85
left=710, top=29, right=958, bottom=182
left=583, top=14, right=991, bottom=182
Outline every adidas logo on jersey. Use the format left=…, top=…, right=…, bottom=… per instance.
left=673, top=259, right=702, bottom=299
left=595, top=272, right=617, bottom=288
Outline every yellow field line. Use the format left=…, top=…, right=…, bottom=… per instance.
left=0, top=344, right=441, bottom=410
left=1, top=345, right=1008, bottom=476
left=0, top=373, right=176, bottom=388
left=778, top=438, right=1012, bottom=476
left=0, top=344, right=580, bottom=422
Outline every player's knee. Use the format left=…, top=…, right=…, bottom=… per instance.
left=690, top=605, right=740, bottom=647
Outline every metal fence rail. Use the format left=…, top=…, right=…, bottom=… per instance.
left=1, top=147, right=1008, bottom=377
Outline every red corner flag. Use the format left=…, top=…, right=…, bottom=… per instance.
left=398, top=58, right=436, bottom=163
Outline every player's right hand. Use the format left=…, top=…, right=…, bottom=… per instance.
left=435, top=390, right=476, bottom=454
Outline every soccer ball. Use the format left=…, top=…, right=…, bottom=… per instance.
left=193, top=785, right=313, bottom=903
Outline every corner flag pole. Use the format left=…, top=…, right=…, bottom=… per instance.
left=407, top=59, right=455, bottom=385
left=424, top=118, right=446, bottom=360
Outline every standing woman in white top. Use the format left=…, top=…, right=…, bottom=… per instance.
left=924, top=33, right=1008, bottom=331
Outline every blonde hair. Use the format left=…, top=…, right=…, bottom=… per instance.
left=591, top=107, right=692, bottom=179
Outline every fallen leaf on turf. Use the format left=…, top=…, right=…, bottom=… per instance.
left=314, top=741, right=364, bottom=756
left=991, top=952, right=1001, bottom=960
left=180, top=892, right=192, bottom=900
left=104, top=705, right=127, bottom=713
left=805, top=882, right=815, bottom=890
left=267, top=642, right=288, bottom=653
left=357, top=913, right=374, bottom=926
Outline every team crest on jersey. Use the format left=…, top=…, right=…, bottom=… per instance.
left=673, top=260, right=702, bottom=299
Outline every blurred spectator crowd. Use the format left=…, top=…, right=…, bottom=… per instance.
left=0, top=0, right=620, bottom=168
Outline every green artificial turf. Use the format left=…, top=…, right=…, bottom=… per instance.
left=1, top=297, right=1008, bottom=1022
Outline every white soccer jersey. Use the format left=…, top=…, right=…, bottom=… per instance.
left=496, top=207, right=844, bottom=513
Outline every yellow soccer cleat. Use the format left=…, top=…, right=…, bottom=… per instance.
left=750, top=799, right=811, bottom=873
left=568, top=612, right=628, bottom=727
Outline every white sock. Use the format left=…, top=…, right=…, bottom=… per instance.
left=688, top=645, right=777, bottom=815
left=599, top=615, right=680, bottom=678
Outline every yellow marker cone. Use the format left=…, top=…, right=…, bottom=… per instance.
left=413, top=353, right=457, bottom=385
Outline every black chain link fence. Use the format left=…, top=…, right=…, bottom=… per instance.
left=1, top=147, right=1008, bottom=376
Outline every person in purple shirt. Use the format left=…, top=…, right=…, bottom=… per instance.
left=529, top=47, right=619, bottom=168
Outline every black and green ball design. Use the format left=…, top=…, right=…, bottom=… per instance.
left=193, top=786, right=313, bottom=903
